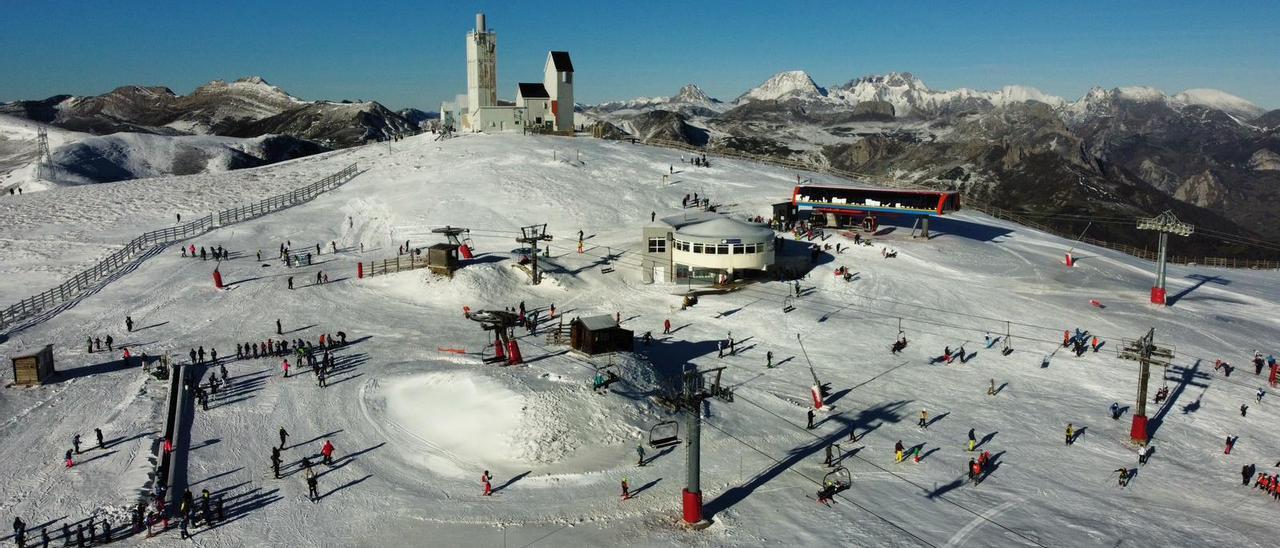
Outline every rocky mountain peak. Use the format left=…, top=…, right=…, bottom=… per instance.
left=737, top=71, right=825, bottom=102
left=673, top=84, right=714, bottom=104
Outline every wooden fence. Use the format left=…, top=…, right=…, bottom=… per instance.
left=640, top=138, right=1280, bottom=270
left=362, top=252, right=435, bottom=277
left=0, top=163, right=361, bottom=332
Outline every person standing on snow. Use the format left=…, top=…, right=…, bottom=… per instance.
left=321, top=440, right=335, bottom=465
left=1243, top=463, right=1256, bottom=485
left=1225, top=436, right=1236, bottom=454
left=806, top=409, right=815, bottom=430
left=967, top=428, right=976, bottom=452
left=621, top=478, right=631, bottom=500
left=1137, top=444, right=1151, bottom=465
left=282, top=358, right=291, bottom=378
left=126, top=316, right=134, bottom=332
left=72, top=434, right=81, bottom=454
left=271, top=448, right=282, bottom=479
left=918, top=409, right=928, bottom=429
left=95, top=428, right=105, bottom=449
left=663, top=319, right=671, bottom=335
left=482, top=471, right=492, bottom=496
left=105, top=335, right=113, bottom=351
left=277, top=319, right=282, bottom=335
left=278, top=427, right=289, bottom=450
left=1065, top=423, right=1075, bottom=445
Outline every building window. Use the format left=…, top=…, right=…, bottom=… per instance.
left=691, top=243, right=703, bottom=254
left=716, top=245, right=729, bottom=255
left=648, top=237, right=666, bottom=253
left=563, top=72, right=572, bottom=84
left=731, top=244, right=744, bottom=254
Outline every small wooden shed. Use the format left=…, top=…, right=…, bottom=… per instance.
left=10, top=344, right=55, bottom=386
left=428, top=243, right=460, bottom=276
left=570, top=315, right=633, bottom=355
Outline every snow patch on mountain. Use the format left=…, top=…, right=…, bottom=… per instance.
left=1172, top=88, right=1265, bottom=119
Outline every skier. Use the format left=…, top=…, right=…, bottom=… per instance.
left=1137, top=444, right=1151, bottom=465
left=306, top=469, right=319, bottom=502
left=126, top=316, right=134, bottom=332
left=806, top=409, right=815, bottom=430
left=1240, top=403, right=1248, bottom=417
left=220, top=363, right=228, bottom=384
left=621, top=477, right=631, bottom=500
left=637, top=445, right=645, bottom=466
left=767, top=350, right=774, bottom=368
left=95, top=428, right=104, bottom=449
left=72, top=434, right=81, bottom=454
left=1224, top=435, right=1236, bottom=454
left=717, top=340, right=724, bottom=359
left=288, top=276, right=294, bottom=290
left=1115, top=467, right=1130, bottom=487
left=198, top=346, right=205, bottom=364
left=277, top=319, right=282, bottom=335
left=1091, top=336, right=1100, bottom=352
left=918, top=409, right=928, bottom=429
left=321, top=440, right=335, bottom=465
left=105, top=335, right=113, bottom=351
left=482, top=470, right=492, bottom=496
left=12, top=517, right=24, bottom=548
left=1065, top=423, right=1075, bottom=446
left=663, top=319, right=671, bottom=335
left=967, top=428, right=976, bottom=452
left=1110, top=402, right=1121, bottom=420
left=1258, top=387, right=1266, bottom=403
left=1063, top=330, right=1070, bottom=347
left=283, top=358, right=290, bottom=378
left=279, top=427, right=289, bottom=449
left=210, top=347, right=217, bottom=363
left=894, top=440, right=905, bottom=463
left=987, top=379, right=997, bottom=396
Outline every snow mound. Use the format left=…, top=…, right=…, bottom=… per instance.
left=383, top=371, right=526, bottom=473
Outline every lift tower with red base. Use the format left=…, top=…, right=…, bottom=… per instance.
left=1137, top=211, right=1194, bottom=305
left=1118, top=329, right=1175, bottom=445
left=678, top=364, right=732, bottom=529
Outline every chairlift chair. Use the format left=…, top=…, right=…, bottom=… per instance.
left=648, top=420, right=680, bottom=448
left=601, top=246, right=615, bottom=274
left=782, top=296, right=795, bottom=313
left=823, top=466, right=852, bottom=491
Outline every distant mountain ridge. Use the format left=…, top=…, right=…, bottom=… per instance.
left=0, top=76, right=418, bottom=148
left=582, top=71, right=1279, bottom=255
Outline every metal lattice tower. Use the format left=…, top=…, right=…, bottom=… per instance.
left=35, top=127, right=53, bottom=181
left=1136, top=211, right=1194, bottom=305
left=515, top=224, right=552, bottom=284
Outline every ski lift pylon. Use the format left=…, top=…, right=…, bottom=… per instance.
left=648, top=420, right=680, bottom=448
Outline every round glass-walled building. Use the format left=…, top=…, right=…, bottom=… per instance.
left=641, top=212, right=776, bottom=284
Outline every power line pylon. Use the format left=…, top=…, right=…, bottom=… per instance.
left=1136, top=211, right=1194, bottom=305
left=1118, top=328, right=1175, bottom=445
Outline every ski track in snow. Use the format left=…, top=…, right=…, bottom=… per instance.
left=0, top=132, right=1277, bottom=547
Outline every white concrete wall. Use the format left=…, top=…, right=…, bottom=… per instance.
left=544, top=54, right=574, bottom=131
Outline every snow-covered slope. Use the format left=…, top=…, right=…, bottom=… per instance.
left=1, top=133, right=1278, bottom=547
left=1171, top=88, right=1266, bottom=120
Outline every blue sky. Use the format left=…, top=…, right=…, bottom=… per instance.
left=2, top=0, right=1276, bottom=110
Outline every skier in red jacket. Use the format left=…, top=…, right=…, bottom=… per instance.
left=321, top=440, right=335, bottom=465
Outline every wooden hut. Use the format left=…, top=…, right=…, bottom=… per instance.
left=428, top=243, right=460, bottom=277
left=570, top=315, right=633, bottom=355
left=10, top=344, right=55, bottom=386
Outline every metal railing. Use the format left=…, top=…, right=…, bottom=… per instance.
left=0, top=163, right=360, bottom=331
left=362, top=252, right=435, bottom=277
left=639, top=138, right=1279, bottom=270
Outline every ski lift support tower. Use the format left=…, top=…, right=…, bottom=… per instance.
left=1118, top=328, right=1175, bottom=445
left=1137, top=211, right=1194, bottom=305
left=677, top=363, right=732, bottom=529
left=516, top=224, right=553, bottom=284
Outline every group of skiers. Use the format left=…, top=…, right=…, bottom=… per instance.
left=1243, top=464, right=1280, bottom=501
left=270, top=428, right=336, bottom=502
left=681, top=192, right=711, bottom=210
left=182, top=243, right=228, bottom=261
left=85, top=334, right=115, bottom=354
left=62, top=428, right=108, bottom=469
left=12, top=513, right=133, bottom=547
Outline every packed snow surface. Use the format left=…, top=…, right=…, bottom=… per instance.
left=0, top=132, right=1277, bottom=547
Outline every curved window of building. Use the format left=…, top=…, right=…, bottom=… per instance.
left=731, top=244, right=744, bottom=254
left=691, top=243, right=703, bottom=254
left=716, top=245, right=729, bottom=255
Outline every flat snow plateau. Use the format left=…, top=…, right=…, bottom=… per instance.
left=0, top=133, right=1277, bottom=547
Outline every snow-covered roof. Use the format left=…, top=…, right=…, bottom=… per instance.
left=657, top=212, right=773, bottom=241
left=577, top=315, right=617, bottom=331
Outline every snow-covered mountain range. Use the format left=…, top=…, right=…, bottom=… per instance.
left=582, top=70, right=1280, bottom=248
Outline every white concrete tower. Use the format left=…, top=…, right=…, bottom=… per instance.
left=466, top=12, right=497, bottom=119
left=544, top=51, right=574, bottom=131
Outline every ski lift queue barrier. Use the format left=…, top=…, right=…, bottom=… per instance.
left=0, top=163, right=360, bottom=332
